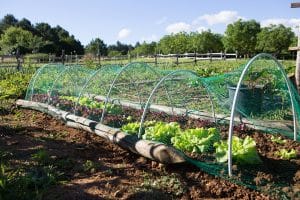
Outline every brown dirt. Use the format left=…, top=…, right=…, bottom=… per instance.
left=0, top=108, right=293, bottom=200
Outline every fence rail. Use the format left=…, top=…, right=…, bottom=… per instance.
left=0, top=52, right=238, bottom=69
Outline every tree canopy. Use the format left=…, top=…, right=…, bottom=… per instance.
left=256, top=24, right=295, bottom=55
left=223, top=19, right=261, bottom=57
left=0, top=14, right=84, bottom=55
left=0, top=14, right=296, bottom=57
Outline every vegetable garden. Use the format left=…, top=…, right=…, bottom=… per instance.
left=16, top=53, right=300, bottom=199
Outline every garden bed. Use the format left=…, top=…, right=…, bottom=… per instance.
left=16, top=98, right=300, bottom=199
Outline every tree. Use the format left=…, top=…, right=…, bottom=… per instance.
left=0, top=26, right=41, bottom=54
left=85, top=38, right=108, bottom=56
left=0, top=14, right=18, bottom=33
left=256, top=24, right=294, bottom=56
left=108, top=41, right=133, bottom=55
left=223, top=19, right=261, bottom=57
left=132, top=41, right=156, bottom=56
left=191, top=31, right=224, bottom=53
left=158, top=32, right=190, bottom=54
left=17, top=18, right=35, bottom=33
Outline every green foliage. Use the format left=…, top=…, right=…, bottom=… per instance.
left=141, top=173, right=186, bottom=197
left=82, top=160, right=100, bottom=173
left=275, top=149, right=297, bottom=160
left=0, top=150, right=63, bottom=200
left=85, top=38, right=108, bottom=56
left=0, top=14, right=84, bottom=55
left=0, top=72, right=32, bottom=100
left=121, top=122, right=140, bottom=135
left=223, top=19, right=261, bottom=56
left=190, top=30, right=224, bottom=53
left=107, top=50, right=122, bottom=57
left=60, top=96, right=122, bottom=114
left=270, top=135, right=287, bottom=144
left=214, top=136, right=262, bottom=165
left=132, top=41, right=156, bottom=56
left=0, top=26, right=41, bottom=54
left=171, top=128, right=220, bottom=153
left=143, top=122, right=181, bottom=144
left=256, top=24, right=294, bottom=55
left=31, top=149, right=50, bottom=165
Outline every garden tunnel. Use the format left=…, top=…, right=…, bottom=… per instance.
left=25, top=63, right=66, bottom=103
left=21, top=53, right=300, bottom=184
left=138, top=69, right=217, bottom=138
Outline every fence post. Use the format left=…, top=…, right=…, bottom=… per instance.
left=155, top=54, right=158, bottom=65
left=128, top=51, right=131, bottom=63
left=176, top=54, right=179, bottom=65
left=224, top=51, right=226, bottom=60
left=76, top=54, right=78, bottom=65
left=209, top=52, right=212, bottom=62
left=220, top=51, right=223, bottom=60
left=61, top=50, right=65, bottom=65
left=235, top=50, right=238, bottom=61
left=16, top=49, right=22, bottom=71
left=194, top=51, right=197, bottom=64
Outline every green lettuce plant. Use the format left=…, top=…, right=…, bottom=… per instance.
left=143, top=122, right=181, bottom=144
left=121, top=122, right=140, bottom=135
left=270, top=135, right=286, bottom=144
left=171, top=127, right=220, bottom=153
left=275, top=149, right=297, bottom=160
left=214, top=136, right=262, bottom=165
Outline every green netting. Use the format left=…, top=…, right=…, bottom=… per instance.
left=25, top=63, right=66, bottom=103
left=24, top=54, right=300, bottom=199
left=202, top=53, right=300, bottom=140
left=74, top=65, right=122, bottom=121
left=100, top=62, right=166, bottom=127
left=47, top=65, right=95, bottom=112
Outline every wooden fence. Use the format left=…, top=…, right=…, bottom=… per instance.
left=0, top=52, right=238, bottom=70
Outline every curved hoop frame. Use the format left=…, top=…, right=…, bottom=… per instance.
left=227, top=53, right=298, bottom=176
left=74, top=65, right=121, bottom=113
left=138, top=69, right=217, bottom=138
left=25, top=64, right=63, bottom=101
left=100, top=62, right=166, bottom=123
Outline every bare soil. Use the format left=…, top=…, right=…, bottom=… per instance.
left=0, top=108, right=298, bottom=199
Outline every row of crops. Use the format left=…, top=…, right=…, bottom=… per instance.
left=22, top=53, right=300, bottom=198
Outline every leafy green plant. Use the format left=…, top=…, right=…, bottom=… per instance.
left=82, top=160, right=100, bottom=173
left=171, top=127, right=220, bottom=154
left=275, top=149, right=297, bottom=159
left=60, top=96, right=122, bottom=114
left=31, top=149, right=50, bottom=165
left=270, top=135, right=287, bottom=144
left=214, top=136, right=262, bottom=165
left=121, top=120, right=156, bottom=135
left=121, top=122, right=140, bottom=135
left=143, top=122, right=181, bottom=144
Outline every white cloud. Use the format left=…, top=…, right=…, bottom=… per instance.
left=195, top=10, right=243, bottom=25
left=166, top=22, right=191, bottom=34
left=261, top=18, right=300, bottom=27
left=261, top=18, right=300, bottom=34
left=117, top=28, right=131, bottom=39
left=141, top=34, right=158, bottom=42
left=156, top=17, right=167, bottom=25
left=196, top=26, right=207, bottom=33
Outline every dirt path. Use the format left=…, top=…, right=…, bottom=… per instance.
left=0, top=109, right=273, bottom=199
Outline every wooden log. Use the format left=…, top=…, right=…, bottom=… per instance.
left=16, top=99, right=186, bottom=164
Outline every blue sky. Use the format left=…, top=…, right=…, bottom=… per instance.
left=1, top=0, right=300, bottom=46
